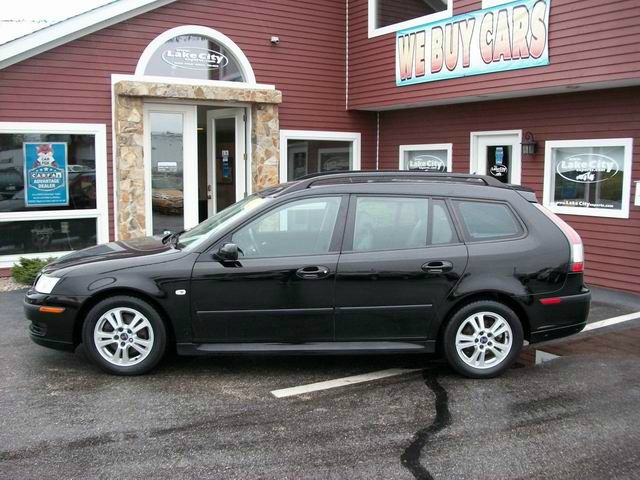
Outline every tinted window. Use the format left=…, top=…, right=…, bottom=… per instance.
left=352, top=196, right=456, bottom=252
left=454, top=200, right=523, bottom=241
left=232, top=197, right=341, bottom=257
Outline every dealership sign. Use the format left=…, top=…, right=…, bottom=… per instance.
left=23, top=142, right=69, bottom=207
left=556, top=153, right=619, bottom=183
left=162, top=47, right=229, bottom=71
left=396, top=0, right=550, bottom=86
left=407, top=155, right=447, bottom=172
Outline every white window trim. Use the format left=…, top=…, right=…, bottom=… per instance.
left=543, top=138, right=633, bottom=219
left=470, top=130, right=522, bottom=185
left=399, top=143, right=453, bottom=171
left=0, top=122, right=109, bottom=268
left=135, top=25, right=257, bottom=84
left=279, top=130, right=362, bottom=182
left=368, top=0, right=453, bottom=38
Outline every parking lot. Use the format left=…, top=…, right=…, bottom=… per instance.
left=1, top=288, right=640, bottom=480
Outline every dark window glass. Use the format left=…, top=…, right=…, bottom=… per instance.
left=454, top=200, right=523, bottom=241
left=486, top=145, right=511, bottom=184
left=376, top=0, right=448, bottom=29
left=287, top=140, right=353, bottom=181
left=0, top=134, right=96, bottom=212
left=144, top=34, right=245, bottom=82
left=232, top=197, right=341, bottom=257
left=0, top=218, right=96, bottom=256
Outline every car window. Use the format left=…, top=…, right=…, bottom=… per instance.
left=453, top=200, right=523, bottom=241
left=232, top=196, right=342, bottom=257
left=431, top=200, right=456, bottom=245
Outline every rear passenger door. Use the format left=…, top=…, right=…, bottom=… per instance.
left=334, top=195, right=468, bottom=341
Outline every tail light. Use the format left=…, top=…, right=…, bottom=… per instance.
left=533, top=204, right=584, bottom=273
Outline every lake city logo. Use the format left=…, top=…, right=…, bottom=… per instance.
left=556, top=153, right=619, bottom=183
left=408, top=155, right=447, bottom=172
left=162, top=47, right=229, bottom=71
left=490, top=164, right=508, bottom=177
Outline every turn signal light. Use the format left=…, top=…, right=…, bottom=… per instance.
left=39, top=306, right=66, bottom=314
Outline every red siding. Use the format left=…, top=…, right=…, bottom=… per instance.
left=378, top=87, right=640, bottom=294
left=348, top=0, right=640, bottom=110
left=0, top=0, right=377, bottom=241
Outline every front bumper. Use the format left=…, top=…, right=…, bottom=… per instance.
left=24, top=290, right=83, bottom=351
left=528, top=290, right=591, bottom=343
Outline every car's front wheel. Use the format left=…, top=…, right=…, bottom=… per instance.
left=443, top=300, right=523, bottom=379
left=82, top=296, right=167, bottom=375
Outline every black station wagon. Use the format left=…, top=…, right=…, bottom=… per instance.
left=25, top=172, right=591, bottom=378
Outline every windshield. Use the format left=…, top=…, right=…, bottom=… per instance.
left=177, top=194, right=267, bottom=250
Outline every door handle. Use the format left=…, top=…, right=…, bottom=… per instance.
left=296, top=265, right=330, bottom=280
left=421, top=260, right=453, bottom=274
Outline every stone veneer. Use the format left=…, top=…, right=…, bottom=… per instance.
left=114, top=80, right=282, bottom=239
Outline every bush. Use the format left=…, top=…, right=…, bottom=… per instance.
left=12, top=257, right=56, bottom=285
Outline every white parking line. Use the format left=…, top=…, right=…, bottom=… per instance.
left=271, top=311, right=640, bottom=399
left=271, top=368, right=421, bottom=398
left=582, top=311, right=640, bottom=332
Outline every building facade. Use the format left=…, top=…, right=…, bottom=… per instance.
left=0, top=0, right=638, bottom=293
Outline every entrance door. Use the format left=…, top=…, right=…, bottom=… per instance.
left=144, top=103, right=198, bottom=235
left=206, top=108, right=246, bottom=216
left=471, top=131, right=522, bottom=185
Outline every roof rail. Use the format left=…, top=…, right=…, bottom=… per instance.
left=281, top=170, right=505, bottom=193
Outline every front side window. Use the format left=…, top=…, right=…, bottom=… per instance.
left=453, top=200, right=523, bottom=242
left=0, top=126, right=107, bottom=265
left=232, top=197, right=342, bottom=258
left=352, top=196, right=455, bottom=252
left=544, top=139, right=633, bottom=218
left=370, top=0, right=451, bottom=36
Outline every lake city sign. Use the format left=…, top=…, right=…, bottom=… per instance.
left=162, top=46, right=229, bottom=71
left=408, top=155, right=447, bottom=172
left=556, top=153, right=620, bottom=184
left=396, top=0, right=550, bottom=85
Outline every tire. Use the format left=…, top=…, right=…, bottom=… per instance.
left=443, top=300, right=523, bottom=379
left=82, top=295, right=167, bottom=376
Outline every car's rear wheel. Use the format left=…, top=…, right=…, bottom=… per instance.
left=443, top=300, right=523, bottom=379
left=82, top=296, right=167, bottom=375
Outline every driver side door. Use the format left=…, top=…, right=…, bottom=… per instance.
left=190, top=195, right=348, bottom=343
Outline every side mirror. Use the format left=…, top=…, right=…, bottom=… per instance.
left=214, top=242, right=239, bottom=263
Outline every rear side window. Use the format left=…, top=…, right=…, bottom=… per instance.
left=351, top=196, right=457, bottom=252
left=453, top=200, right=523, bottom=242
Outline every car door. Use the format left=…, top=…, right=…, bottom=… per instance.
left=190, top=195, right=348, bottom=343
left=334, top=195, right=468, bottom=341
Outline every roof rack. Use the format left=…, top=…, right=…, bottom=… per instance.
left=281, top=170, right=505, bottom=194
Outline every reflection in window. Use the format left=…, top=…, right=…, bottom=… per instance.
left=0, top=218, right=96, bottom=256
left=150, top=112, right=184, bottom=236
left=287, top=140, right=353, bottom=181
left=144, top=34, right=245, bottom=82
left=375, top=0, right=448, bottom=29
left=454, top=201, right=522, bottom=241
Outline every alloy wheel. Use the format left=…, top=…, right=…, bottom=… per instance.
left=93, top=307, right=155, bottom=367
left=455, top=311, right=513, bottom=370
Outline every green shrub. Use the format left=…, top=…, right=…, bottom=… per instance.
left=12, top=257, right=56, bottom=285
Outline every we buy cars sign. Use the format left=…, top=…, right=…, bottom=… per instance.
left=396, top=0, right=550, bottom=86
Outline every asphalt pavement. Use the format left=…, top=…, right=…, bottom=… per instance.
left=1, top=287, right=639, bottom=479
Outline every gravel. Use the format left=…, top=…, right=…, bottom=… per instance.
left=0, top=276, right=28, bottom=292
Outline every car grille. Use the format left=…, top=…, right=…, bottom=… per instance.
left=29, top=323, right=46, bottom=337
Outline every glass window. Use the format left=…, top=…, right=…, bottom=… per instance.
left=453, top=200, right=523, bottom=241
left=353, top=196, right=430, bottom=251
left=232, top=197, right=342, bottom=257
left=486, top=145, right=512, bottom=184
left=431, top=200, right=456, bottom=245
left=286, top=140, right=354, bottom=181
left=372, top=0, right=450, bottom=32
left=400, top=145, right=451, bottom=172
left=144, top=34, right=245, bottom=82
left=0, top=218, right=96, bottom=256
left=544, top=140, right=633, bottom=218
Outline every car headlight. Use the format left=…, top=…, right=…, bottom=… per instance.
left=34, top=274, right=61, bottom=294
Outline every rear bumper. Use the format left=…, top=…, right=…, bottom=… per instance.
left=24, top=290, right=81, bottom=351
left=528, top=290, right=591, bottom=343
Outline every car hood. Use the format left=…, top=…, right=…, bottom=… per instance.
left=43, top=236, right=179, bottom=274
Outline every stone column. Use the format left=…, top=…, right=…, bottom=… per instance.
left=114, top=95, right=146, bottom=239
left=251, top=103, right=280, bottom=192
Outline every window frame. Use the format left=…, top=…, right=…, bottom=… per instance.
left=0, top=122, right=109, bottom=268
left=368, top=0, right=453, bottom=38
left=223, top=194, right=349, bottom=260
left=450, top=198, right=527, bottom=244
left=399, top=143, right=453, bottom=172
left=279, top=130, right=361, bottom=183
left=342, top=194, right=461, bottom=253
left=543, top=138, right=634, bottom=219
